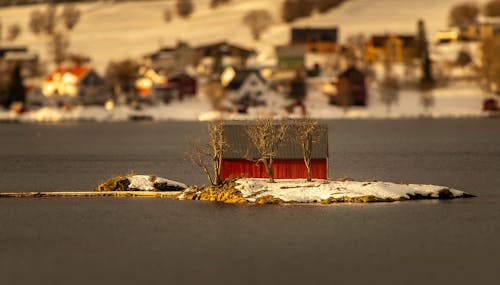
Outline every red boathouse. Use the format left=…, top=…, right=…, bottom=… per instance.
left=220, top=123, right=329, bottom=180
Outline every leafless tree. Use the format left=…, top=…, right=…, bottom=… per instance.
left=50, top=32, right=69, bottom=65
left=316, top=0, right=345, bottom=14
left=29, top=4, right=81, bottom=65
left=66, top=53, right=91, bottom=65
left=242, top=9, right=273, bottom=40
left=480, top=36, right=500, bottom=92
left=380, top=74, right=400, bottom=115
left=245, top=118, right=288, bottom=183
left=449, top=2, right=480, bottom=27
left=29, top=10, right=45, bottom=35
left=281, top=0, right=315, bottom=23
left=210, top=0, right=231, bottom=8
left=176, top=0, right=194, bottom=19
left=43, top=4, right=57, bottom=35
left=105, top=59, right=140, bottom=98
left=294, top=118, right=327, bottom=182
left=61, top=5, right=81, bottom=30
left=419, top=89, right=434, bottom=115
left=6, top=23, right=21, bottom=41
left=203, top=78, right=225, bottom=110
left=185, top=120, right=226, bottom=186
left=345, top=33, right=366, bottom=65
left=164, top=7, right=173, bottom=22
left=484, top=0, right=500, bottom=17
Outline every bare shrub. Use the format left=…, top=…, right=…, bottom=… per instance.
left=6, top=23, right=22, bottom=41
left=177, top=0, right=194, bottom=19
left=105, top=59, right=140, bottom=96
left=164, top=8, right=173, bottom=22
left=449, top=2, right=480, bottom=27
left=210, top=0, right=231, bottom=8
left=484, top=0, right=500, bottom=17
left=50, top=32, right=69, bottom=65
left=61, top=5, right=81, bottom=30
left=243, top=9, right=273, bottom=40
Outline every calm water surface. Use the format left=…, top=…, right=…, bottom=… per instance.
left=0, top=120, right=499, bottom=285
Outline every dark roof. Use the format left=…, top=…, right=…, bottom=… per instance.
left=292, top=27, right=338, bottom=43
left=222, top=122, right=328, bottom=160
left=195, top=41, right=254, bottom=55
left=226, top=69, right=266, bottom=91
left=371, top=34, right=417, bottom=48
left=339, top=66, right=365, bottom=82
left=168, top=72, right=196, bottom=82
left=0, top=46, right=28, bottom=57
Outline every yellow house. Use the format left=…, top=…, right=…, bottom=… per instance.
left=364, top=34, right=418, bottom=63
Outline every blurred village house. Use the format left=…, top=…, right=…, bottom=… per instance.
left=28, top=64, right=108, bottom=107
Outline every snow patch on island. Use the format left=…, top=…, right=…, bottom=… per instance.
left=234, top=178, right=472, bottom=203
left=128, top=175, right=188, bottom=191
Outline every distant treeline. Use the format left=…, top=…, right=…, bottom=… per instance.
left=0, top=0, right=165, bottom=8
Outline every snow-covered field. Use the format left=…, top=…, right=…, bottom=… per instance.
left=0, top=0, right=495, bottom=121
left=0, top=0, right=487, bottom=72
left=234, top=178, right=472, bottom=203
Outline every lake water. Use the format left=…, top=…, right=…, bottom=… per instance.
left=0, top=120, right=499, bottom=285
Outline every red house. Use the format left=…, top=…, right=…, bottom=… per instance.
left=220, top=123, right=329, bottom=180
left=167, top=72, right=197, bottom=100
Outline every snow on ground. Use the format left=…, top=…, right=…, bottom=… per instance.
left=0, top=80, right=491, bottom=122
left=0, top=0, right=285, bottom=72
left=0, top=0, right=483, bottom=72
left=0, top=0, right=495, bottom=122
left=235, top=178, right=471, bottom=203
left=128, top=175, right=188, bottom=191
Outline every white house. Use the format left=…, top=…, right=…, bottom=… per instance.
left=221, top=67, right=267, bottom=110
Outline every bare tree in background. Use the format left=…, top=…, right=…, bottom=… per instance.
left=245, top=118, right=288, bottom=183
left=210, top=0, right=231, bottom=8
left=242, top=9, right=273, bottom=41
left=419, top=89, right=434, bottom=115
left=281, top=0, right=314, bottom=23
left=185, top=120, right=226, bottom=186
left=204, top=78, right=225, bottom=111
left=61, top=5, right=81, bottom=30
left=105, top=59, right=140, bottom=99
left=294, top=118, right=327, bottom=182
left=449, top=2, right=479, bottom=27
left=29, top=10, right=44, bottom=35
left=50, top=32, right=69, bottom=65
left=480, top=36, right=500, bottom=92
left=380, top=75, right=400, bottom=115
left=43, top=4, right=57, bottom=35
left=29, top=4, right=82, bottom=65
left=176, top=0, right=194, bottom=19
left=163, top=7, right=173, bottom=23
left=316, top=0, right=346, bottom=14
left=484, top=0, right=500, bottom=17
left=6, top=23, right=21, bottom=41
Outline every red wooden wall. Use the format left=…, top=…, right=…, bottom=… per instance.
left=221, top=159, right=327, bottom=180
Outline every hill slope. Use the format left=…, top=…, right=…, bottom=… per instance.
left=0, top=0, right=482, bottom=72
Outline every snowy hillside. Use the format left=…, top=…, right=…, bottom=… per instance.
left=0, top=0, right=486, bottom=72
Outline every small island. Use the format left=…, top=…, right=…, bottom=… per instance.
left=0, top=118, right=475, bottom=203
left=92, top=118, right=475, bottom=204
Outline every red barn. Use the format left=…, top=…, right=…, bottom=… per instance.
left=220, top=123, right=329, bottom=180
